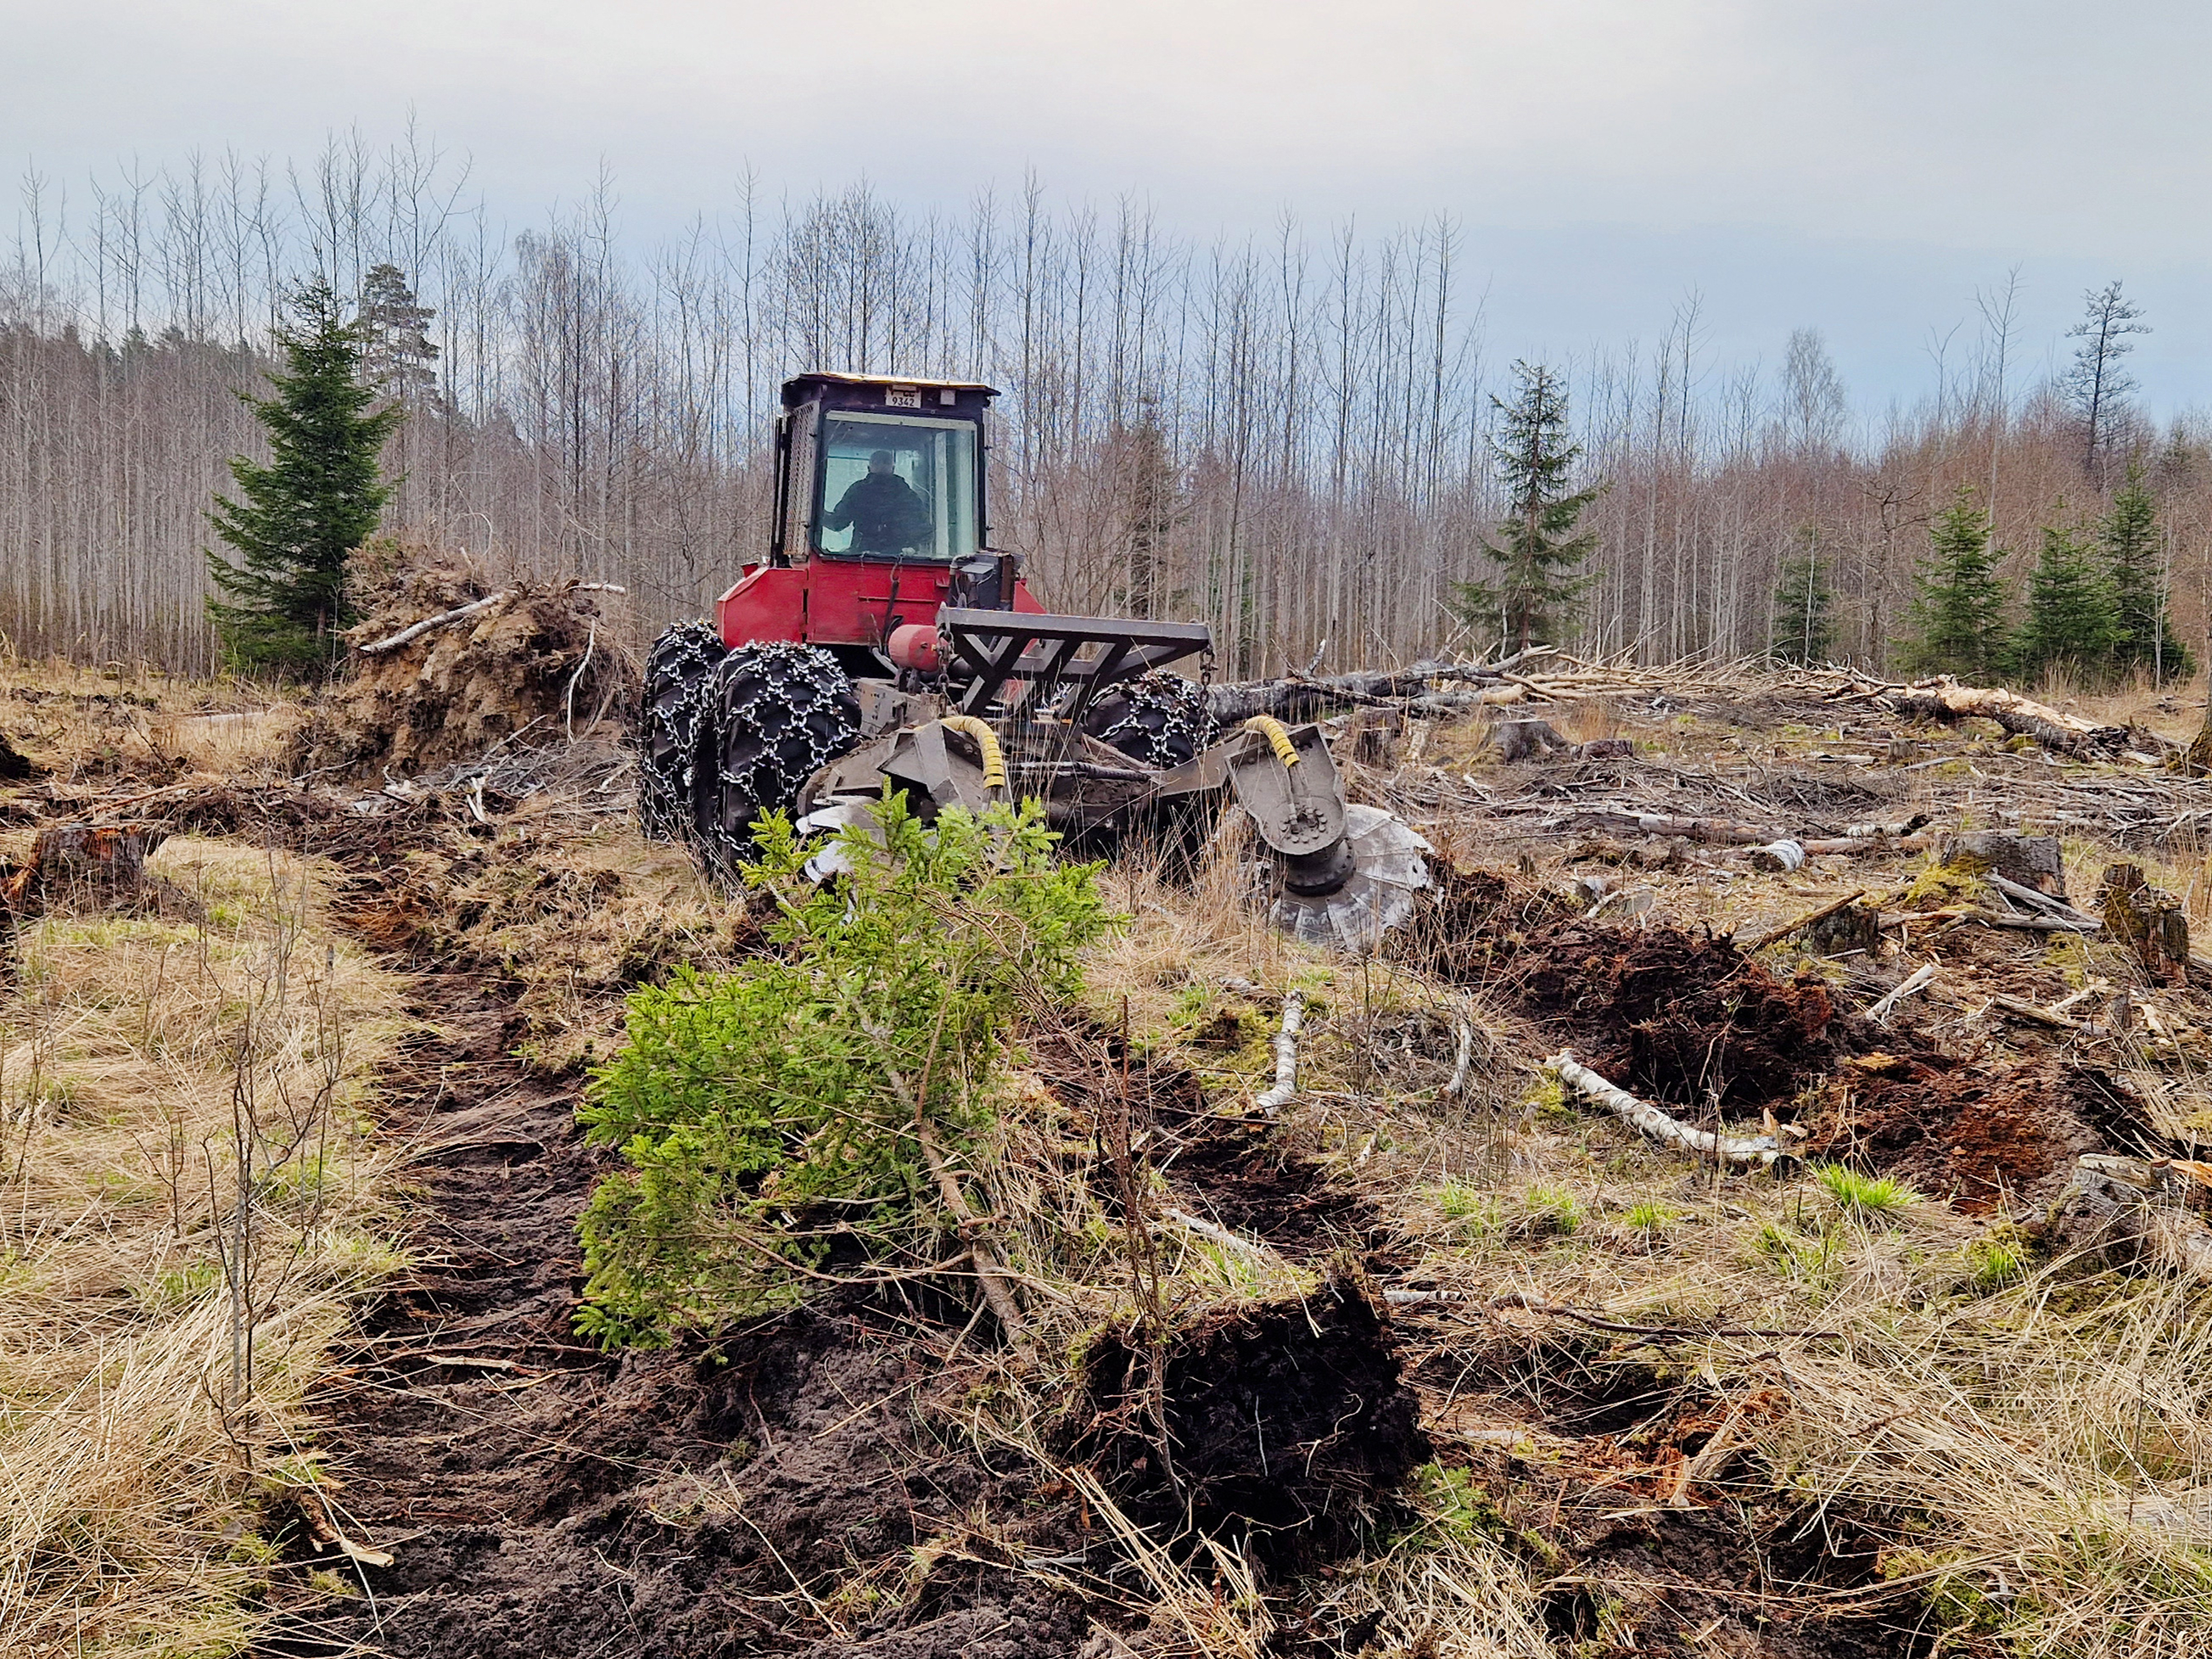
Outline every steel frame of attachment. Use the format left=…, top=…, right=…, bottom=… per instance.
left=938, top=608, right=1212, bottom=720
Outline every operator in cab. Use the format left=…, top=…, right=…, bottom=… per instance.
left=825, top=449, right=931, bottom=554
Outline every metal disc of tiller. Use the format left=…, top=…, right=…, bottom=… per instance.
left=1267, top=804, right=1433, bottom=954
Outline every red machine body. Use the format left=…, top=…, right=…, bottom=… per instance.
left=714, top=558, right=1042, bottom=655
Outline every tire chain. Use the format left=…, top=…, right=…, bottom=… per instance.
left=1083, top=670, right=1213, bottom=770
left=636, top=620, right=727, bottom=843
left=697, top=641, right=863, bottom=881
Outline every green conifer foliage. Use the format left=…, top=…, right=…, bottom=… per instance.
left=1453, top=362, right=1601, bottom=653
left=205, top=280, right=400, bottom=673
left=1770, top=528, right=1836, bottom=665
left=1905, top=485, right=2008, bottom=679
left=2103, top=464, right=2193, bottom=682
left=2008, top=519, right=2118, bottom=686
left=574, top=797, right=1111, bottom=1346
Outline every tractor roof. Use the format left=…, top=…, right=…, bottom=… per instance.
left=781, top=370, right=1000, bottom=408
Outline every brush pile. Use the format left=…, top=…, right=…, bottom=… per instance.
left=292, top=538, right=637, bottom=778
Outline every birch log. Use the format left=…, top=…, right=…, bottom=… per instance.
left=1545, top=1051, right=1786, bottom=1168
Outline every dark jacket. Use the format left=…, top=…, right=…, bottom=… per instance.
left=826, top=472, right=931, bottom=553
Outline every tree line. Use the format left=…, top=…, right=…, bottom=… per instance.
left=1, top=136, right=2204, bottom=682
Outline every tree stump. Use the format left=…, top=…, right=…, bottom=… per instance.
left=1806, top=899, right=1884, bottom=958
left=2101, top=861, right=2189, bottom=986
left=1489, top=718, right=1571, bottom=763
left=1938, top=831, right=2068, bottom=900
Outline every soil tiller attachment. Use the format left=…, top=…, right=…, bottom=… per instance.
left=638, top=371, right=1428, bottom=951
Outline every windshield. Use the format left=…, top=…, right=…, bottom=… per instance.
left=814, top=412, right=979, bottom=561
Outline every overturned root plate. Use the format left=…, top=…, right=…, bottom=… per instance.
left=1075, top=1274, right=1426, bottom=1568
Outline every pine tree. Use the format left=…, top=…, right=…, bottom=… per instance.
left=1904, top=485, right=2008, bottom=679
left=2063, top=281, right=2149, bottom=479
left=206, top=280, right=400, bottom=673
left=2102, top=463, right=2192, bottom=682
left=1769, top=526, right=1835, bottom=665
left=1452, top=361, right=1600, bottom=653
left=2008, top=518, right=2118, bottom=686
left=358, top=262, right=439, bottom=401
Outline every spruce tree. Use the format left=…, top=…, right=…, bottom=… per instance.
left=1452, top=361, right=1600, bottom=653
left=206, top=280, right=400, bottom=673
left=2008, top=519, right=2118, bottom=686
left=1769, top=527, right=1835, bottom=665
left=1904, top=485, right=2008, bottom=679
left=2102, top=463, right=2192, bottom=682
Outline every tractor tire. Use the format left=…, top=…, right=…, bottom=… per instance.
left=637, top=620, right=727, bottom=843
left=1083, top=670, right=1212, bottom=770
left=697, top=642, right=863, bottom=877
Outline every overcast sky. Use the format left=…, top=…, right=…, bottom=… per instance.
left=8, top=0, right=2209, bottom=416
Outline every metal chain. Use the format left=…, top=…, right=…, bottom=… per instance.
left=698, top=641, right=862, bottom=881
left=1084, top=670, right=1213, bottom=770
left=637, top=620, right=726, bottom=843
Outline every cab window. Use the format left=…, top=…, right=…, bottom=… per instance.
left=815, top=412, right=978, bottom=561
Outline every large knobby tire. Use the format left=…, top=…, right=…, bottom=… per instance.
left=1083, top=670, right=1212, bottom=770
left=637, top=620, right=726, bottom=843
left=698, top=642, right=863, bottom=877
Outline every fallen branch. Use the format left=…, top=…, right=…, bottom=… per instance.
left=1255, top=989, right=1305, bottom=1117
left=1885, top=677, right=2130, bottom=754
left=1741, top=889, right=1867, bottom=954
left=1162, top=1207, right=1274, bottom=1259
left=1986, top=872, right=2099, bottom=926
left=1867, top=962, right=1938, bottom=1023
left=357, top=581, right=627, bottom=655
left=1442, top=1013, right=1476, bottom=1098
left=1546, top=1051, right=1786, bottom=1168
left=1985, top=992, right=2087, bottom=1033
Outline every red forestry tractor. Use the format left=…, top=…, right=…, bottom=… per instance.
left=637, top=371, right=1428, bottom=950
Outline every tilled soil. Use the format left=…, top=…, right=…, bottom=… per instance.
left=263, top=872, right=1425, bottom=1658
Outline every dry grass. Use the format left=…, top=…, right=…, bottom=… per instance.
left=0, top=657, right=291, bottom=787
left=0, top=838, right=409, bottom=1656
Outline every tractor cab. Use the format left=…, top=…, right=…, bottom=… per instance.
left=717, top=372, right=1038, bottom=675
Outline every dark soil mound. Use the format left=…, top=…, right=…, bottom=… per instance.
left=1077, top=1280, right=1427, bottom=1570
left=1506, top=921, right=1845, bottom=1111
left=1810, top=1051, right=2150, bottom=1212
left=0, top=730, right=42, bottom=781
left=1387, top=865, right=1579, bottom=981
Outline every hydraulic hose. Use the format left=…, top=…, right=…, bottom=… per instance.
left=1242, top=715, right=1300, bottom=767
left=939, top=715, right=1007, bottom=790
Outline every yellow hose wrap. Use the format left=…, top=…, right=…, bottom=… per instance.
left=940, top=715, right=1007, bottom=789
left=1242, top=715, right=1300, bottom=767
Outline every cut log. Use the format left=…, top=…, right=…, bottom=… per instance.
left=1886, top=678, right=2130, bottom=754
left=1938, top=831, right=2069, bottom=900
left=2102, top=862, right=2189, bottom=986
